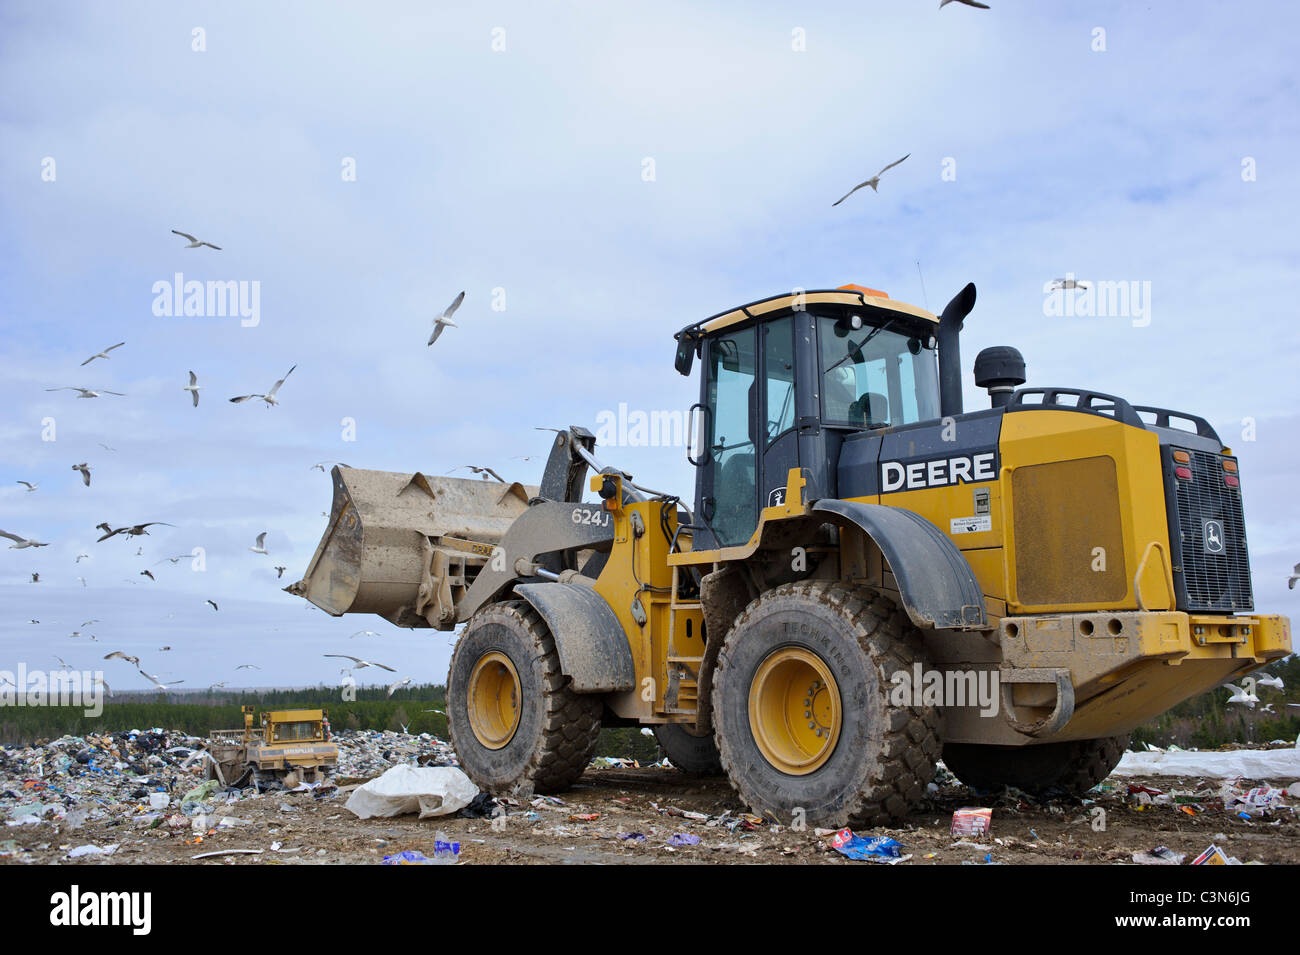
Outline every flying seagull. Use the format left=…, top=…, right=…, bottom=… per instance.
left=16, top=481, right=37, bottom=492
left=158, top=646, right=171, bottom=651
left=249, top=532, right=268, bottom=555
left=210, top=681, right=228, bottom=689
left=96, top=522, right=173, bottom=542
left=350, top=630, right=380, bottom=639
left=104, top=651, right=141, bottom=667
left=1224, top=683, right=1258, bottom=708
left=1051, top=278, right=1090, bottom=290
left=172, top=229, right=221, bottom=250
left=75, top=552, right=90, bottom=562
left=45, top=387, right=125, bottom=399
left=184, top=371, right=201, bottom=407
left=139, top=670, right=184, bottom=691
left=1288, top=563, right=1299, bottom=590
left=54, top=655, right=74, bottom=669
left=940, top=0, right=990, bottom=7
left=449, top=465, right=505, bottom=483
left=1257, top=674, right=1285, bottom=691
left=832, top=154, right=910, bottom=206
left=77, top=576, right=87, bottom=587
left=235, top=664, right=261, bottom=670
left=81, top=342, right=125, bottom=366
left=274, top=566, right=286, bottom=578
left=428, top=291, right=465, bottom=346
left=206, top=599, right=219, bottom=611
left=98, top=443, right=116, bottom=452
left=140, top=569, right=155, bottom=581
left=311, top=461, right=351, bottom=472
left=72, top=463, right=92, bottom=487
left=323, top=654, right=395, bottom=672
left=0, top=529, right=50, bottom=549
left=31, top=572, right=39, bottom=583
left=230, top=365, right=296, bottom=407
left=92, top=677, right=113, bottom=698
left=387, top=677, right=412, bottom=698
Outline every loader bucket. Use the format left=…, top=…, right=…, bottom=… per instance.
left=287, top=467, right=535, bottom=627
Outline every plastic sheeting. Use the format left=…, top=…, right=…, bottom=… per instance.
left=344, top=765, right=478, bottom=819
left=1112, top=748, right=1300, bottom=780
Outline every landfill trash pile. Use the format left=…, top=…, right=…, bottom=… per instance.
left=0, top=735, right=1296, bottom=865
left=332, top=730, right=457, bottom=777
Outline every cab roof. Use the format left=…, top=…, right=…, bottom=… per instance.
left=676, top=285, right=938, bottom=341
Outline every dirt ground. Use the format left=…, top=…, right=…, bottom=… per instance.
left=6, top=765, right=1298, bottom=865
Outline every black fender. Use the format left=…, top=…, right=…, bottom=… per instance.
left=513, top=582, right=635, bottom=693
left=813, top=498, right=988, bottom=630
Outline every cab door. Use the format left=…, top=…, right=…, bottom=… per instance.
left=697, top=326, right=758, bottom=548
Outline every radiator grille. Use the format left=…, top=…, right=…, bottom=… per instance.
left=1170, top=449, right=1252, bottom=612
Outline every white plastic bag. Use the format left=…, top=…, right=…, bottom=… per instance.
left=345, top=765, right=479, bottom=819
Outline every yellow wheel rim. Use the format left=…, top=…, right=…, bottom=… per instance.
left=748, top=647, right=841, bottom=775
left=468, top=651, right=521, bottom=750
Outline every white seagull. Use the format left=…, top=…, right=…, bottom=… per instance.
left=1051, top=278, right=1090, bottom=290
left=428, top=291, right=465, bottom=346
left=72, top=463, right=92, bottom=487
left=1224, top=683, right=1258, bottom=708
left=45, top=387, right=125, bottom=399
left=184, top=371, right=201, bottom=407
left=323, top=654, right=395, bottom=672
left=387, top=677, right=412, bottom=698
left=249, top=532, right=269, bottom=555
left=172, top=229, right=221, bottom=250
left=1257, top=674, right=1285, bottom=691
left=832, top=154, right=910, bottom=206
left=81, top=342, right=125, bottom=366
left=206, top=599, right=219, bottom=611
left=230, top=365, right=296, bottom=407
left=16, top=481, right=37, bottom=492
left=940, top=0, right=990, bottom=8
left=104, top=651, right=141, bottom=667
left=0, top=529, right=50, bottom=549
left=1288, top=563, right=1299, bottom=590
left=139, top=670, right=184, bottom=691
left=350, top=630, right=380, bottom=639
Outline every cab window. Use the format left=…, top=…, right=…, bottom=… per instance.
left=817, top=314, right=939, bottom=428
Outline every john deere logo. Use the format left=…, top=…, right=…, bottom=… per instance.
left=767, top=487, right=787, bottom=508
left=1203, top=519, right=1225, bottom=555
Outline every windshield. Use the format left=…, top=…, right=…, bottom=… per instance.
left=272, top=721, right=321, bottom=742
left=817, top=315, right=939, bottom=428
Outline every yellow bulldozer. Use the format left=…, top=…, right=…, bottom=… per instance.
left=205, top=706, right=338, bottom=788
left=288, top=282, right=1291, bottom=828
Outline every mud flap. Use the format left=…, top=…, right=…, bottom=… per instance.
left=813, top=498, right=987, bottom=630
left=513, top=583, right=635, bottom=693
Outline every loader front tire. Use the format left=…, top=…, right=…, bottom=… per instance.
left=448, top=600, right=602, bottom=796
left=713, top=581, right=940, bottom=829
left=653, top=723, right=723, bottom=776
left=941, top=735, right=1128, bottom=797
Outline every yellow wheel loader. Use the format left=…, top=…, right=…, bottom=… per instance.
left=288, top=282, right=1291, bottom=828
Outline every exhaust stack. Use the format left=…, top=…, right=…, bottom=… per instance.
left=937, top=282, right=977, bottom=418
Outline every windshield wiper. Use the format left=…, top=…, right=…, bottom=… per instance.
left=824, top=318, right=898, bottom=375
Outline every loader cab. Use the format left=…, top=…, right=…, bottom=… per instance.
left=678, top=287, right=941, bottom=551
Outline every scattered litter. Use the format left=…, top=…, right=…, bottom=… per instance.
left=1132, top=846, right=1186, bottom=866
left=667, top=832, right=701, bottom=847
left=67, top=843, right=118, bottom=858
left=831, top=828, right=908, bottom=863
left=951, top=807, right=992, bottom=837
left=1191, top=844, right=1241, bottom=866
left=192, top=848, right=263, bottom=860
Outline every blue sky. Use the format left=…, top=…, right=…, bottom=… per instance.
left=1, top=0, right=1297, bottom=694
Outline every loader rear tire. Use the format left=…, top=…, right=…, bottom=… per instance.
left=941, top=735, right=1128, bottom=797
left=653, top=723, right=723, bottom=776
left=448, top=600, right=602, bottom=796
left=713, top=581, right=940, bottom=829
